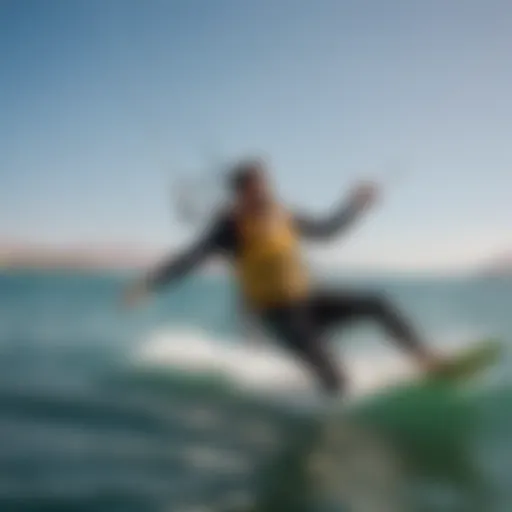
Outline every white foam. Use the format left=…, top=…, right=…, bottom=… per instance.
left=132, top=324, right=487, bottom=400
left=132, top=326, right=427, bottom=398
left=134, top=326, right=310, bottom=393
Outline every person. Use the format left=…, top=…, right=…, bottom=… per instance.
left=124, top=159, right=441, bottom=395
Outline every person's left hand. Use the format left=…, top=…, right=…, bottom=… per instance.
left=122, top=280, right=151, bottom=309
left=349, top=181, right=380, bottom=210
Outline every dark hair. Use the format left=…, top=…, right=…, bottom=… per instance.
left=227, top=159, right=264, bottom=193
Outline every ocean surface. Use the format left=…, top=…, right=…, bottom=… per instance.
left=0, top=270, right=511, bottom=512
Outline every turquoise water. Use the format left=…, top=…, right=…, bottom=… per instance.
left=0, top=270, right=511, bottom=511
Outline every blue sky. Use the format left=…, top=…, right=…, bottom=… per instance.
left=1, top=0, right=511, bottom=269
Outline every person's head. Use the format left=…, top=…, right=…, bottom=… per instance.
left=228, top=158, right=273, bottom=210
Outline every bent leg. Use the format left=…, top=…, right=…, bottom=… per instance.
left=311, top=289, right=425, bottom=356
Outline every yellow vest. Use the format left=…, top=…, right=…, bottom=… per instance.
left=235, top=206, right=309, bottom=309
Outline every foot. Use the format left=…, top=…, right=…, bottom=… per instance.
left=416, top=350, right=448, bottom=375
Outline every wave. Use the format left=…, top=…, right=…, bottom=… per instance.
left=128, top=324, right=494, bottom=402
left=0, top=324, right=507, bottom=511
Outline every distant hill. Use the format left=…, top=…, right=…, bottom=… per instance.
left=479, top=253, right=512, bottom=277
left=0, top=242, right=157, bottom=271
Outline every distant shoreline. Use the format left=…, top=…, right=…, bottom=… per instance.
left=0, top=263, right=478, bottom=280
left=0, top=244, right=158, bottom=272
left=0, top=244, right=510, bottom=277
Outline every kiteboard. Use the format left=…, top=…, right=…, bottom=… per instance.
left=406, top=337, right=502, bottom=385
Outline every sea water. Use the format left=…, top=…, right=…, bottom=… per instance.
left=0, top=270, right=510, bottom=511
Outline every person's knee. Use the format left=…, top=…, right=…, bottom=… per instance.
left=320, top=368, right=347, bottom=397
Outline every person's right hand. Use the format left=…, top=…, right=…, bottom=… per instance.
left=349, top=181, right=380, bottom=211
left=122, top=280, right=151, bottom=309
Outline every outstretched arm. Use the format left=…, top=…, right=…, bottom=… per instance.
left=123, top=216, right=228, bottom=307
left=145, top=233, right=217, bottom=290
left=293, top=182, right=378, bottom=241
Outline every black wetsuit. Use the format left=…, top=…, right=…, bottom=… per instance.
left=146, top=202, right=425, bottom=395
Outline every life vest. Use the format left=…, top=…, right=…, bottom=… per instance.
left=235, top=205, right=309, bottom=309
